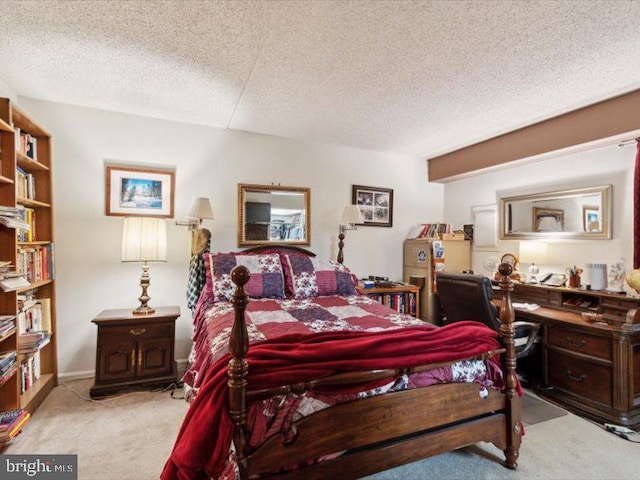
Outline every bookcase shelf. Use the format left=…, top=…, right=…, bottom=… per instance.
left=0, top=98, right=57, bottom=447
left=16, top=153, right=49, bottom=172
left=0, top=118, right=12, bottom=133
left=17, top=198, right=50, bottom=209
left=357, top=283, right=422, bottom=318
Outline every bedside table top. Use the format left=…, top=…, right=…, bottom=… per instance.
left=357, top=283, right=421, bottom=294
left=92, top=305, right=181, bottom=324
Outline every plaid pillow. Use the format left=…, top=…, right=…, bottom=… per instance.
left=284, top=255, right=357, bottom=299
left=204, top=253, right=285, bottom=302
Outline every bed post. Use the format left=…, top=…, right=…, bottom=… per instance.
left=337, top=230, right=345, bottom=264
left=496, top=262, right=522, bottom=469
left=228, top=265, right=251, bottom=480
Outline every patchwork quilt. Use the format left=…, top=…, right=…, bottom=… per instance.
left=170, top=294, right=505, bottom=479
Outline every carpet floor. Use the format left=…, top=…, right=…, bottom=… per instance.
left=4, top=379, right=639, bottom=479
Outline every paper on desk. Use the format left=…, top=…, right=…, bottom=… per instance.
left=513, top=302, right=540, bottom=311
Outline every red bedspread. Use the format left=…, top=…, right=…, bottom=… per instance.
left=162, top=320, right=501, bottom=480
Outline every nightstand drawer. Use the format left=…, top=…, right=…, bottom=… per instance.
left=547, top=349, right=612, bottom=406
left=99, top=322, right=174, bottom=343
left=547, top=325, right=611, bottom=360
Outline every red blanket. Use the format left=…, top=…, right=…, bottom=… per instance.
left=161, top=321, right=501, bottom=480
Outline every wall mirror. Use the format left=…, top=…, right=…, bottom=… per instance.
left=499, top=185, right=612, bottom=240
left=238, top=183, right=310, bottom=246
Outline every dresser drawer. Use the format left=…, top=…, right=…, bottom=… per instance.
left=99, top=322, right=174, bottom=343
left=547, top=350, right=612, bottom=406
left=547, top=325, right=611, bottom=360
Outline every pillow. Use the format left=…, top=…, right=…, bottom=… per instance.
left=204, top=252, right=285, bottom=302
left=284, top=255, right=357, bottom=299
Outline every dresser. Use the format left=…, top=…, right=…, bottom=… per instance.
left=90, top=306, right=180, bottom=398
left=507, top=283, right=640, bottom=428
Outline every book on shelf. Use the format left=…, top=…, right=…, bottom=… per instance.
left=17, top=298, right=49, bottom=334
left=17, top=244, right=54, bottom=283
left=406, top=223, right=453, bottom=240
left=0, top=408, right=27, bottom=433
left=18, top=331, right=50, bottom=353
left=0, top=275, right=30, bottom=292
left=0, top=410, right=30, bottom=444
left=0, top=317, right=15, bottom=338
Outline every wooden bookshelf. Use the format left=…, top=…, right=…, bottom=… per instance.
left=0, top=98, right=57, bottom=446
left=357, top=283, right=422, bottom=318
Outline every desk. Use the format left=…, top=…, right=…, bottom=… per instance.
left=499, top=283, right=640, bottom=429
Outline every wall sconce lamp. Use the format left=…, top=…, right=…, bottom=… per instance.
left=122, top=217, right=167, bottom=315
left=519, top=240, right=548, bottom=284
left=176, top=197, right=215, bottom=231
left=337, top=204, right=364, bottom=264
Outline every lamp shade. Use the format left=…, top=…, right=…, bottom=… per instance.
left=122, top=217, right=167, bottom=262
left=186, top=197, right=215, bottom=220
left=341, top=205, right=364, bottom=226
left=519, top=241, right=547, bottom=264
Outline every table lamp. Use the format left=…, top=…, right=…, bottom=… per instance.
left=122, top=217, right=167, bottom=315
left=519, top=241, right=547, bottom=284
left=337, top=205, right=364, bottom=264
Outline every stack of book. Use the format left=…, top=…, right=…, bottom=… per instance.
left=0, top=409, right=30, bottom=445
left=0, top=205, right=29, bottom=230
left=18, top=331, right=50, bottom=354
left=0, top=260, right=28, bottom=292
left=0, top=351, right=17, bottom=384
left=0, top=274, right=30, bottom=292
left=0, top=315, right=15, bottom=338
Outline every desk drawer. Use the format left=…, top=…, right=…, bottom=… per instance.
left=547, top=350, right=612, bottom=406
left=547, top=325, right=611, bottom=360
left=99, top=323, right=173, bottom=343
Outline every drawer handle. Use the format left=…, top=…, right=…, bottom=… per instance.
left=567, top=370, right=586, bottom=382
left=129, top=328, right=146, bottom=336
left=564, top=336, right=585, bottom=348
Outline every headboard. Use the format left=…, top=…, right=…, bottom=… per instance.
left=241, top=244, right=317, bottom=257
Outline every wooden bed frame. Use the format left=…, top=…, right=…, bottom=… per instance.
left=227, top=245, right=521, bottom=479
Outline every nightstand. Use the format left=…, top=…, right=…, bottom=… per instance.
left=90, top=306, right=180, bottom=398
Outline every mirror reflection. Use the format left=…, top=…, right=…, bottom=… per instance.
left=238, top=184, right=310, bottom=246
left=500, top=185, right=611, bottom=240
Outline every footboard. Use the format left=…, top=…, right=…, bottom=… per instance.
left=227, top=262, right=521, bottom=479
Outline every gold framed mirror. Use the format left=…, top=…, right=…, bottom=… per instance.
left=499, top=184, right=612, bottom=240
left=238, top=183, right=311, bottom=246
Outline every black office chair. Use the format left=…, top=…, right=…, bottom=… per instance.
left=435, top=271, right=540, bottom=362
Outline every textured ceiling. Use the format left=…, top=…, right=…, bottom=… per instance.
left=1, top=0, right=640, bottom=159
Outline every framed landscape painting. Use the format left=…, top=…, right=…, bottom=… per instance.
left=352, top=185, right=393, bottom=227
left=105, top=165, right=175, bottom=218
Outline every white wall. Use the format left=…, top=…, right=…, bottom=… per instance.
left=17, top=97, right=443, bottom=377
left=0, top=80, right=17, bottom=102
left=443, top=144, right=635, bottom=285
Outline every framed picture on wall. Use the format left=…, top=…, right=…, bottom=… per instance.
left=352, top=185, right=393, bottom=227
left=532, top=207, right=564, bottom=232
left=105, top=164, right=175, bottom=218
left=583, top=206, right=600, bottom=232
